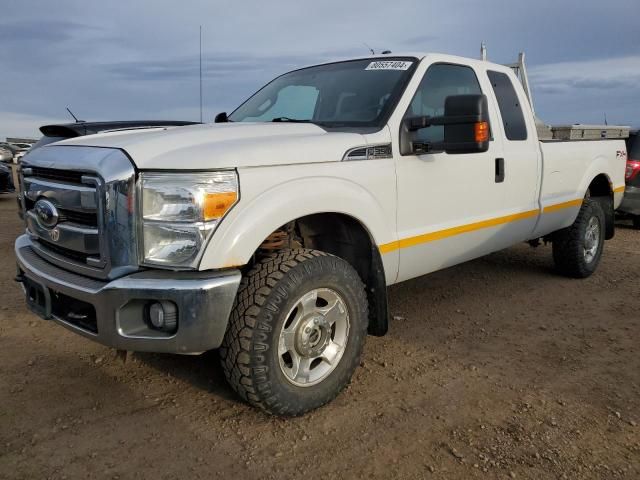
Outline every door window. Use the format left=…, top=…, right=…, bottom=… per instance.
left=486, top=70, right=528, bottom=141
left=405, top=64, right=482, bottom=145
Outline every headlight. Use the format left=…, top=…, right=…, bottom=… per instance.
left=140, top=171, right=238, bottom=268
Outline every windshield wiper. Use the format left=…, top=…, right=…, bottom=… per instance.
left=271, top=117, right=311, bottom=123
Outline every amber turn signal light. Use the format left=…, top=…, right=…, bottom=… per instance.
left=474, top=121, right=489, bottom=142
left=203, top=191, right=238, bottom=220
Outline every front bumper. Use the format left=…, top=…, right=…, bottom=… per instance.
left=618, top=185, right=640, bottom=216
left=15, top=235, right=241, bottom=354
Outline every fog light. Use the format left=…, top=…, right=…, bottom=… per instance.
left=147, top=301, right=177, bottom=332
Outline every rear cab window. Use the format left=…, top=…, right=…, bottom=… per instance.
left=487, top=70, right=528, bottom=141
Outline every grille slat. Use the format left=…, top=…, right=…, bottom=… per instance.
left=60, top=209, right=98, bottom=227
left=37, top=239, right=90, bottom=263
left=29, top=167, right=87, bottom=184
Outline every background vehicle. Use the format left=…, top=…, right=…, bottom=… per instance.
left=0, top=143, right=19, bottom=163
left=0, top=163, right=15, bottom=194
left=14, top=52, right=628, bottom=416
left=13, top=119, right=201, bottom=214
left=11, top=142, right=33, bottom=150
left=30, top=120, right=201, bottom=151
left=0, top=146, right=14, bottom=164
left=8, top=143, right=33, bottom=164
left=618, top=130, right=640, bottom=228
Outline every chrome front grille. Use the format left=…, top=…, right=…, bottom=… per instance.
left=20, top=145, right=139, bottom=280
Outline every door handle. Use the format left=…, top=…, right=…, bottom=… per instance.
left=495, top=158, right=505, bottom=183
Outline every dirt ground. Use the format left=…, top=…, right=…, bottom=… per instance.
left=1, top=188, right=639, bottom=480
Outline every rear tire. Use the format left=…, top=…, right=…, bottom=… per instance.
left=633, top=215, right=640, bottom=230
left=552, top=198, right=605, bottom=278
left=219, top=249, right=368, bottom=416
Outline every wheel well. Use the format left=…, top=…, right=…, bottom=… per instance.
left=588, top=174, right=614, bottom=240
left=588, top=174, right=612, bottom=198
left=254, top=213, right=389, bottom=336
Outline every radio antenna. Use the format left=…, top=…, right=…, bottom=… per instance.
left=363, top=43, right=375, bottom=55
left=65, top=107, right=84, bottom=123
left=199, top=26, right=203, bottom=123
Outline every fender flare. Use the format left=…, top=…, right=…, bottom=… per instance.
left=199, top=175, right=398, bottom=280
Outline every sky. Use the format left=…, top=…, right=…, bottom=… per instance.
left=1, top=0, right=639, bottom=138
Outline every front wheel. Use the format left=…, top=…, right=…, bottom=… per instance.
left=219, top=249, right=368, bottom=416
left=552, top=198, right=605, bottom=278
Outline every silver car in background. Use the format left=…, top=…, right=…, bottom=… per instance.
left=0, top=146, right=14, bottom=164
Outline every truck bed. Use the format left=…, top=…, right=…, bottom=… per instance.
left=530, top=138, right=627, bottom=239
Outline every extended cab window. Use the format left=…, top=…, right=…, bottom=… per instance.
left=229, top=58, right=417, bottom=127
left=405, top=63, right=482, bottom=145
left=487, top=71, right=528, bottom=141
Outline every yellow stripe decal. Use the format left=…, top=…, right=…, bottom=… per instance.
left=379, top=209, right=539, bottom=254
left=380, top=198, right=588, bottom=254
left=613, top=186, right=625, bottom=193
left=542, top=198, right=583, bottom=213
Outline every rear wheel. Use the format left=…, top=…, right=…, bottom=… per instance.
left=219, top=249, right=368, bottom=416
left=632, top=215, right=640, bottom=230
left=552, top=198, right=605, bottom=278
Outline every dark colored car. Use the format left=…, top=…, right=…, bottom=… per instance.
left=0, top=162, right=16, bottom=194
left=15, top=120, right=200, bottom=212
left=618, top=130, right=640, bottom=229
left=30, top=120, right=200, bottom=151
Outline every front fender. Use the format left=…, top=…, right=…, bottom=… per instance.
left=198, top=163, right=399, bottom=284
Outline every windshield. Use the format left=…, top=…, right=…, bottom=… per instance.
left=229, top=58, right=417, bottom=127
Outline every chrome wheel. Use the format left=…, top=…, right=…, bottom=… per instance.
left=583, top=216, right=600, bottom=264
left=278, top=288, right=350, bottom=387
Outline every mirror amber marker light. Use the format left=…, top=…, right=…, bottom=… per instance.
left=475, top=121, right=490, bottom=142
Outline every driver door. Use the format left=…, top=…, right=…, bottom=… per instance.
left=395, top=62, right=508, bottom=282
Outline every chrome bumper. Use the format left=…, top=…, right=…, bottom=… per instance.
left=619, top=186, right=640, bottom=216
left=15, top=235, right=241, bottom=354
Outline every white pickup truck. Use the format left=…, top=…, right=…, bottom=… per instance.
left=16, top=53, right=627, bottom=416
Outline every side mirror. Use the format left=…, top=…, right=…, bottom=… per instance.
left=399, top=94, right=490, bottom=155
left=214, top=112, right=228, bottom=123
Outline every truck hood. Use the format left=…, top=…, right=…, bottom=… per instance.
left=53, top=122, right=367, bottom=169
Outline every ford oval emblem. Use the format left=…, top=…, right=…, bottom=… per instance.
left=33, top=199, right=59, bottom=229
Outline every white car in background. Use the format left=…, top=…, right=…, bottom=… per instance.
left=8, top=143, right=33, bottom=164
left=0, top=146, right=14, bottom=164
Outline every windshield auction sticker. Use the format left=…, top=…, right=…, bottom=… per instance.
left=365, top=61, right=413, bottom=71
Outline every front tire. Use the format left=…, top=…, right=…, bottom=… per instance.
left=552, top=198, right=605, bottom=278
left=219, top=249, right=368, bottom=416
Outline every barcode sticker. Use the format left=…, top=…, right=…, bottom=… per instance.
left=365, top=61, right=413, bottom=71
